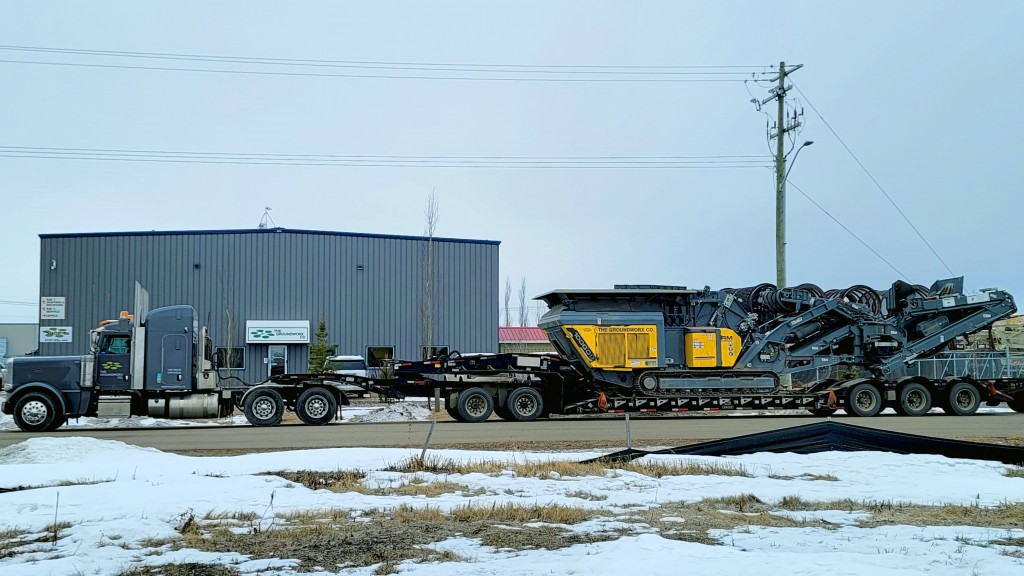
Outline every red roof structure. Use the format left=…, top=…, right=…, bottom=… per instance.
left=498, top=326, right=548, bottom=343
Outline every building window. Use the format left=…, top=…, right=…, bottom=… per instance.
left=216, top=347, right=245, bottom=370
left=421, top=345, right=450, bottom=360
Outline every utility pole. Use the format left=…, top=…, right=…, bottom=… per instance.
left=760, top=61, right=803, bottom=289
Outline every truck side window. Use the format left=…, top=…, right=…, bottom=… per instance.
left=102, top=336, right=131, bottom=355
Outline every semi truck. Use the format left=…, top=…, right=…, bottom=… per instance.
left=4, top=277, right=1024, bottom=431
left=1, top=284, right=373, bottom=431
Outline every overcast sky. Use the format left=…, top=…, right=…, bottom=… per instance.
left=1, top=1, right=1021, bottom=323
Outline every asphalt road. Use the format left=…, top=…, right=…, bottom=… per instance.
left=2, top=413, right=1022, bottom=453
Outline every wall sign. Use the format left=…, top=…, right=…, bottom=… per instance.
left=40, top=326, right=73, bottom=343
left=245, top=320, right=310, bottom=344
left=40, top=296, right=66, bottom=320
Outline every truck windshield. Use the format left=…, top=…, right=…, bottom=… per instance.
left=327, top=360, right=365, bottom=371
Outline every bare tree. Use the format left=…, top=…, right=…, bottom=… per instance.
left=420, top=190, right=440, bottom=359
left=518, top=276, right=528, bottom=326
left=502, top=276, right=512, bottom=327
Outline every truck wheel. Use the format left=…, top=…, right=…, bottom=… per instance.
left=807, top=407, right=837, bottom=417
left=296, top=387, right=338, bottom=426
left=944, top=382, right=980, bottom=416
left=898, top=383, right=932, bottom=417
left=456, top=387, right=494, bottom=423
left=13, top=392, right=64, bottom=432
left=846, top=383, right=882, bottom=417
left=243, top=388, right=285, bottom=426
left=506, top=387, right=544, bottom=422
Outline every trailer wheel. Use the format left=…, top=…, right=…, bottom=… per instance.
left=846, top=383, right=882, bottom=417
left=944, top=382, right=980, bottom=416
left=296, top=387, right=338, bottom=425
left=506, top=387, right=544, bottom=422
left=243, top=388, right=285, bottom=426
left=13, top=392, right=64, bottom=432
left=1009, top=396, right=1024, bottom=413
left=493, top=404, right=514, bottom=421
left=445, top=405, right=465, bottom=421
left=897, top=383, right=932, bottom=417
left=456, top=387, right=494, bottom=423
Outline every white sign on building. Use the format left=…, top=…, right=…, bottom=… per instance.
left=245, top=320, right=311, bottom=344
left=40, top=296, right=66, bottom=320
left=40, top=326, right=73, bottom=343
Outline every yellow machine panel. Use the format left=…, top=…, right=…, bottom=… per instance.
left=562, top=324, right=659, bottom=370
left=684, top=328, right=741, bottom=368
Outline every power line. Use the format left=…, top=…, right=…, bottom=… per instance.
left=0, top=152, right=773, bottom=169
left=788, top=181, right=911, bottom=281
left=0, top=300, right=37, bottom=307
left=0, top=145, right=773, bottom=169
left=792, top=83, right=955, bottom=277
left=0, top=58, right=763, bottom=83
left=0, top=146, right=771, bottom=161
left=0, top=45, right=770, bottom=73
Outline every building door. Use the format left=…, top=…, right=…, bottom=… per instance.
left=268, top=345, right=287, bottom=377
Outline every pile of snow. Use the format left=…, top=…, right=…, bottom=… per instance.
left=350, top=402, right=432, bottom=422
left=1, top=437, right=1022, bottom=575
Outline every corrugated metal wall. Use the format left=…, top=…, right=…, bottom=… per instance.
left=37, top=228, right=499, bottom=384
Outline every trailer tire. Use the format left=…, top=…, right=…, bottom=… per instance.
left=456, top=387, right=494, bottom=423
left=493, top=404, right=514, bottom=421
left=897, top=383, right=932, bottom=417
left=296, top=387, right=338, bottom=426
left=846, top=383, right=882, bottom=417
left=445, top=405, right=465, bottom=421
left=506, top=387, right=544, bottom=422
left=944, top=382, right=980, bottom=416
left=13, top=391, right=64, bottom=432
left=1009, top=396, right=1024, bottom=414
left=244, top=388, right=285, bottom=426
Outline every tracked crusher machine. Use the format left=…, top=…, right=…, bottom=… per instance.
left=537, top=277, right=1019, bottom=415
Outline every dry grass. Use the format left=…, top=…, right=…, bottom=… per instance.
left=0, top=528, right=30, bottom=560
left=385, top=454, right=750, bottom=479
left=643, top=497, right=831, bottom=545
left=565, top=490, right=608, bottom=501
left=116, top=564, right=240, bottom=576
left=265, top=469, right=482, bottom=498
left=147, top=501, right=602, bottom=572
left=1004, top=466, right=1024, bottom=478
left=768, top=472, right=840, bottom=482
left=859, top=501, right=1024, bottom=530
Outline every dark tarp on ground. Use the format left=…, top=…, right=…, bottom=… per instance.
left=587, top=421, right=1024, bottom=464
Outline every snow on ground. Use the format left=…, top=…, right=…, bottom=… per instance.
left=1, top=437, right=1023, bottom=575
left=0, top=396, right=430, bottom=430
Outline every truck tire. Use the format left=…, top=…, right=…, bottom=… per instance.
left=506, top=387, right=544, bottom=422
left=295, top=387, right=338, bottom=426
left=944, top=382, right=980, bottom=416
left=807, top=407, right=838, bottom=417
left=456, top=387, right=494, bottom=423
left=845, top=383, right=882, bottom=417
left=243, top=388, right=285, bottom=426
left=13, top=392, right=64, bottom=432
left=897, top=383, right=932, bottom=417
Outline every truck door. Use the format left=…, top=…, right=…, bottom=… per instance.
left=96, top=334, right=131, bottom=390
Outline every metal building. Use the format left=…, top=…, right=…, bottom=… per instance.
left=37, top=227, right=499, bottom=384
